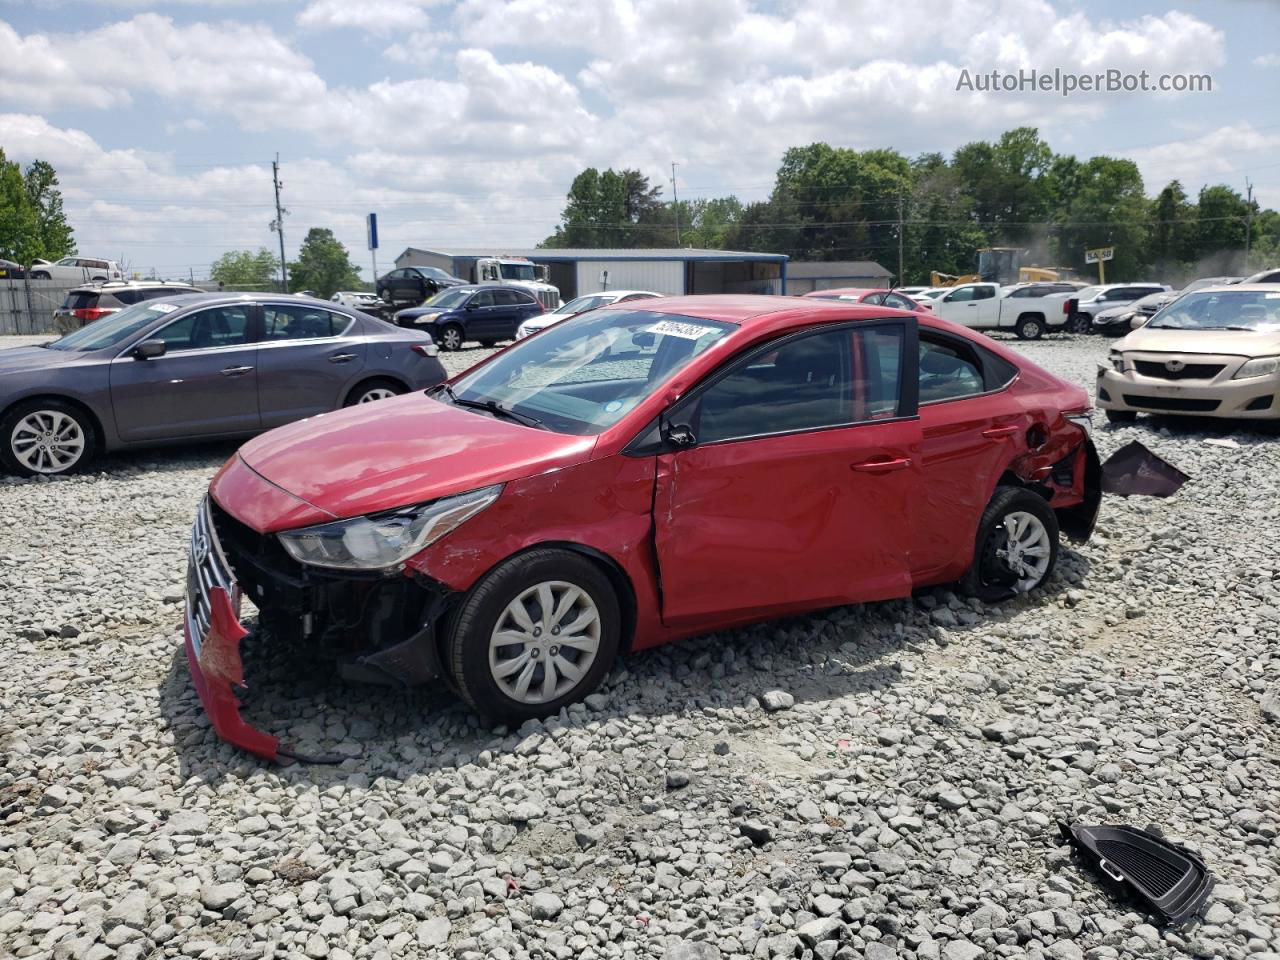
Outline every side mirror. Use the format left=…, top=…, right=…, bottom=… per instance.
left=134, top=339, right=166, bottom=360
left=663, top=421, right=697, bottom=450
left=1130, top=314, right=1147, bottom=330
left=465, top=301, right=477, bottom=310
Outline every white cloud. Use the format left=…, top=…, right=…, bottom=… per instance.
left=297, top=0, right=447, bottom=35
left=1126, top=123, right=1280, bottom=192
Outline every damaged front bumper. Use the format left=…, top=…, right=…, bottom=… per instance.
left=183, top=496, right=453, bottom=763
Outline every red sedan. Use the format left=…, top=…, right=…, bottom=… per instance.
left=803, top=287, right=933, bottom=312
left=185, top=296, right=1100, bottom=761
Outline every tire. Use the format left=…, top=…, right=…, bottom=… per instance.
left=960, top=486, right=1059, bottom=602
left=1105, top=410, right=1138, bottom=424
left=376, top=287, right=390, bottom=302
left=438, top=323, right=464, bottom=351
left=448, top=548, right=621, bottom=723
left=30, top=271, right=50, bottom=280
left=1015, top=315, right=1045, bottom=340
left=1067, top=313, right=1091, bottom=335
left=0, top=399, right=96, bottom=477
left=344, top=378, right=405, bottom=406
left=478, top=340, right=498, bottom=348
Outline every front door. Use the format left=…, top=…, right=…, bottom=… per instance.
left=463, top=289, right=504, bottom=340
left=257, top=303, right=368, bottom=428
left=654, top=321, right=920, bottom=627
left=110, top=303, right=261, bottom=442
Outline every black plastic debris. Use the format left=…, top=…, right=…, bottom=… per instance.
left=1101, top=441, right=1190, bottom=497
left=1059, top=822, right=1214, bottom=924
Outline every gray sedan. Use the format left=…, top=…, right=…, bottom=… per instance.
left=0, top=293, right=447, bottom=476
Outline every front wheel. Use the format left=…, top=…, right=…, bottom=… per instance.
left=438, top=323, right=464, bottom=351
left=0, top=400, right=96, bottom=477
left=1015, top=316, right=1045, bottom=340
left=961, top=487, right=1059, bottom=601
left=30, top=271, right=50, bottom=280
left=345, top=378, right=404, bottom=406
left=1067, top=313, right=1091, bottom=334
left=447, top=549, right=621, bottom=723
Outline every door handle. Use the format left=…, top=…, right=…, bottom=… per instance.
left=329, top=353, right=356, bottom=363
left=982, top=425, right=1020, bottom=438
left=220, top=365, right=254, bottom=377
left=851, top=456, right=912, bottom=473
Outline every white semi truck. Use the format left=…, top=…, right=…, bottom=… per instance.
left=456, top=255, right=562, bottom=310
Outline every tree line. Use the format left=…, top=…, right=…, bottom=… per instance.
left=0, top=149, right=76, bottom=265
left=211, top=228, right=364, bottom=299
left=541, top=127, right=1280, bottom=285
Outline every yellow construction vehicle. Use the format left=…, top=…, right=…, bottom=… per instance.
left=930, top=248, right=1075, bottom=288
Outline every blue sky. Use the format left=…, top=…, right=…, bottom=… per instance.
left=1, top=0, right=1277, bottom=280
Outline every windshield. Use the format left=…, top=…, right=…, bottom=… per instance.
left=1148, top=289, right=1280, bottom=331
left=415, top=267, right=453, bottom=281
left=923, top=288, right=947, bottom=299
left=558, top=295, right=615, bottom=315
left=499, top=263, right=537, bottom=281
left=45, top=301, right=183, bottom=351
left=449, top=309, right=735, bottom=435
left=1075, top=285, right=1103, bottom=301
left=425, top=288, right=472, bottom=309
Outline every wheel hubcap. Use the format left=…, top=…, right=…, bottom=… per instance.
left=358, top=388, right=395, bottom=403
left=11, top=411, right=85, bottom=474
left=444, top=329, right=461, bottom=349
left=994, top=510, right=1051, bottom=592
left=489, top=580, right=600, bottom=705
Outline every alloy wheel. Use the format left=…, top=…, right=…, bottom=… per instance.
left=357, top=387, right=396, bottom=403
left=488, top=580, right=601, bottom=705
left=11, top=410, right=86, bottom=474
left=993, top=510, right=1052, bottom=592
left=441, top=327, right=463, bottom=350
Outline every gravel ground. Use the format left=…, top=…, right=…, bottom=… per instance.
left=1, top=334, right=1277, bottom=960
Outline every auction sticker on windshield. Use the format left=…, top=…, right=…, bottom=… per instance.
left=150, top=303, right=180, bottom=313
left=646, top=319, right=721, bottom=340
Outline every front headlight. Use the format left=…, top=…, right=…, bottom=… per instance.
left=1109, top=351, right=1130, bottom=373
left=277, top=485, right=503, bottom=570
left=1233, top=356, right=1280, bottom=380
left=415, top=312, right=440, bottom=325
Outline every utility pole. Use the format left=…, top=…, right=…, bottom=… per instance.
left=671, top=162, right=681, bottom=247
left=270, top=155, right=289, bottom=293
left=1244, top=178, right=1255, bottom=266
left=896, top=195, right=905, bottom=287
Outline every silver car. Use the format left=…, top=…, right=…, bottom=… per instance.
left=0, top=293, right=446, bottom=476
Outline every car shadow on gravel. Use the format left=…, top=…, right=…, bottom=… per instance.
left=157, top=547, right=1091, bottom=782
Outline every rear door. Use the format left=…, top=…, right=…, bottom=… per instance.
left=653, top=320, right=921, bottom=626
left=464, top=289, right=503, bottom=340
left=109, top=303, right=261, bottom=441
left=256, top=303, right=368, bottom=428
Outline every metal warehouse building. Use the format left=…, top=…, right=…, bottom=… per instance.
left=395, top=247, right=789, bottom=301
left=784, top=260, right=892, bottom=295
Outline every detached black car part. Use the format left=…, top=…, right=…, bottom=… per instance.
left=1059, top=822, right=1214, bottom=925
left=1100, top=440, right=1190, bottom=497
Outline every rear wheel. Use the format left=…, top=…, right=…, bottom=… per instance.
left=961, top=487, right=1059, bottom=601
left=30, top=271, right=50, bottom=280
left=0, top=400, right=95, bottom=477
left=344, top=378, right=404, bottom=406
left=1015, top=315, right=1045, bottom=340
left=1067, top=313, right=1091, bottom=334
left=447, top=549, right=620, bottom=722
left=438, top=323, right=464, bottom=351
left=1105, top=409, right=1137, bottom=424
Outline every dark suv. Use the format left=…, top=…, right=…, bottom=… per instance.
left=53, top=280, right=201, bottom=334
left=377, top=266, right=464, bottom=306
left=393, top=284, right=543, bottom=350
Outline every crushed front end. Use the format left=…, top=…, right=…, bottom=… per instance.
left=183, top=495, right=454, bottom=763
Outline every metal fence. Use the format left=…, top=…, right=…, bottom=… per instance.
left=0, top=279, right=79, bottom=335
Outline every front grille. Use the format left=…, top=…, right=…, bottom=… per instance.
left=1123, top=395, right=1220, bottom=412
left=1133, top=360, right=1224, bottom=381
left=185, top=497, right=237, bottom=655
left=1096, top=837, right=1186, bottom=897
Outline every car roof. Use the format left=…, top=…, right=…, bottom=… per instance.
left=612, top=294, right=924, bottom=329
left=71, top=279, right=199, bottom=293
left=801, top=288, right=879, bottom=298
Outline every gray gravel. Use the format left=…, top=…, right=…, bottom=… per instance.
left=1, top=333, right=1278, bottom=960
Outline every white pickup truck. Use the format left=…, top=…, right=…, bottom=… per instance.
left=929, top=282, right=1077, bottom=339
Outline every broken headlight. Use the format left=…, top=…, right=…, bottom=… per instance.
left=1233, top=356, right=1280, bottom=380
left=277, top=485, right=503, bottom=570
left=1109, top=351, right=1130, bottom=373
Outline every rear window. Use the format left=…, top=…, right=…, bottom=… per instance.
left=61, top=292, right=98, bottom=310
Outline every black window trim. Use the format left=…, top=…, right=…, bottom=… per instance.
left=626, top=317, right=920, bottom=454
left=258, top=301, right=357, bottom=343
left=917, top=328, right=1021, bottom=407
left=129, top=302, right=259, bottom=357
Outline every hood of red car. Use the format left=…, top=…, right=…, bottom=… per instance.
left=237, top=393, right=597, bottom=521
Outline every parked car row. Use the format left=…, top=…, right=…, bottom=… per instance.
left=393, top=283, right=545, bottom=350
left=179, top=293, right=1102, bottom=758
left=28, top=256, right=124, bottom=283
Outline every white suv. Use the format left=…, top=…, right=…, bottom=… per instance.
left=29, top=257, right=124, bottom=283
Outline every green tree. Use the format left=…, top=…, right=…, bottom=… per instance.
left=0, top=148, right=40, bottom=263
left=1149, top=180, right=1195, bottom=269
left=1192, top=185, right=1250, bottom=271
left=1052, top=156, right=1149, bottom=279
left=23, top=159, right=75, bottom=259
left=287, top=228, right=362, bottom=299
left=542, top=168, right=665, bottom=247
left=210, top=248, right=280, bottom=289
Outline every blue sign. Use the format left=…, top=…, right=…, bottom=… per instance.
left=366, top=213, right=378, bottom=251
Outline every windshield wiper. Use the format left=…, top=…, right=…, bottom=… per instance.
left=435, top=384, right=544, bottom=429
